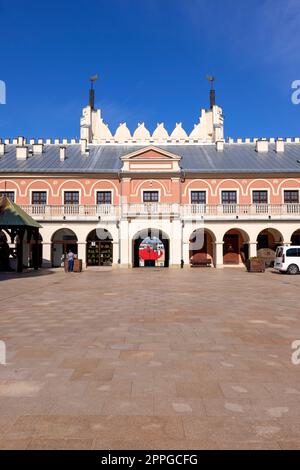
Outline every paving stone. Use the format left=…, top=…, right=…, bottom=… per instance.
left=0, top=267, right=300, bottom=449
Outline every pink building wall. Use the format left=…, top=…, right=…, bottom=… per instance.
left=1, top=176, right=300, bottom=205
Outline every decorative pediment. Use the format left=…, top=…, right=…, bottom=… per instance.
left=120, top=146, right=181, bottom=172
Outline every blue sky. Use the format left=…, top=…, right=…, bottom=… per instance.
left=0, top=0, right=300, bottom=139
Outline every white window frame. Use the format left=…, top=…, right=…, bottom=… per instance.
left=282, top=188, right=300, bottom=204
left=62, top=189, right=81, bottom=205
left=220, top=188, right=239, bottom=204
left=251, top=188, right=270, bottom=204
left=142, top=189, right=161, bottom=203
left=0, top=188, right=17, bottom=203
left=29, top=189, right=49, bottom=205
left=189, top=188, right=208, bottom=204
left=95, top=189, right=113, bottom=205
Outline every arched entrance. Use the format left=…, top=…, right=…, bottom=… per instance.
left=291, top=229, right=300, bottom=246
left=86, top=228, right=113, bottom=266
left=51, top=229, right=78, bottom=267
left=132, top=228, right=169, bottom=268
left=189, top=228, right=215, bottom=266
left=256, top=228, right=283, bottom=267
left=223, top=229, right=249, bottom=265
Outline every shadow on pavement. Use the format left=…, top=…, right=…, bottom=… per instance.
left=0, top=268, right=56, bottom=281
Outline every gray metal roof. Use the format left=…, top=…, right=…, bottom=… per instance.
left=0, top=143, right=300, bottom=174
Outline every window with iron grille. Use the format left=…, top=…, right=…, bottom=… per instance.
left=252, top=190, right=268, bottom=204
left=284, top=190, right=299, bottom=204
left=64, top=191, right=79, bottom=205
left=143, top=191, right=159, bottom=202
left=221, top=191, right=237, bottom=204
left=32, top=191, right=47, bottom=205
left=0, top=191, right=15, bottom=202
left=191, top=191, right=206, bottom=204
left=97, top=191, right=112, bottom=204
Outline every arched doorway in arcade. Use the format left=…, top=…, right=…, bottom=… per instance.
left=223, top=229, right=249, bottom=265
left=189, top=229, right=215, bottom=266
left=132, top=228, right=169, bottom=268
left=86, top=229, right=113, bottom=266
left=291, top=229, right=300, bottom=246
left=51, top=229, right=78, bottom=267
left=256, top=228, right=283, bottom=267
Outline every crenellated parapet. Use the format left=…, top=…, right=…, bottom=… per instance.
left=79, top=101, right=225, bottom=144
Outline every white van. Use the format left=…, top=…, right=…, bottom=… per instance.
left=274, top=246, right=300, bottom=274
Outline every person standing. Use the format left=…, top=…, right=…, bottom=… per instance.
left=67, top=249, right=75, bottom=272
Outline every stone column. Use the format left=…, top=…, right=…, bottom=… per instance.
left=42, top=242, right=52, bottom=268
left=119, top=219, right=130, bottom=267
left=77, top=242, right=86, bottom=269
left=112, top=241, right=119, bottom=266
left=248, top=241, right=257, bottom=259
left=214, top=241, right=224, bottom=268
left=170, top=219, right=182, bottom=267
left=182, top=241, right=190, bottom=267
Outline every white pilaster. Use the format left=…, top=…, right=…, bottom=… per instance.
left=170, top=219, right=182, bottom=267
left=214, top=241, right=224, bottom=268
left=120, top=219, right=130, bottom=267
left=112, top=241, right=119, bottom=266
left=182, top=241, right=190, bottom=267
left=77, top=242, right=86, bottom=268
left=248, top=241, right=257, bottom=258
left=42, top=243, right=52, bottom=268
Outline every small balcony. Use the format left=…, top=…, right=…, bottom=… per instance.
left=19, top=203, right=300, bottom=222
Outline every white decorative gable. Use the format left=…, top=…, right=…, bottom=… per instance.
left=152, top=123, right=169, bottom=140
left=121, top=145, right=181, bottom=173
left=170, top=123, right=188, bottom=140
left=114, top=123, right=132, bottom=141
left=133, top=123, right=151, bottom=140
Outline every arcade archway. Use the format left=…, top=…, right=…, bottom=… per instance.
left=51, top=229, right=78, bottom=267
left=86, top=228, right=113, bottom=266
left=189, top=228, right=216, bottom=266
left=291, top=229, right=300, bottom=246
left=223, top=228, right=250, bottom=265
left=132, top=228, right=169, bottom=268
left=256, top=228, right=283, bottom=267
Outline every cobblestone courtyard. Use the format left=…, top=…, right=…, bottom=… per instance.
left=0, top=267, right=300, bottom=450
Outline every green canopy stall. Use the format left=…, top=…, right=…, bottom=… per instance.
left=0, top=196, right=42, bottom=272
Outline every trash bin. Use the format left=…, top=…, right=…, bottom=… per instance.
left=74, top=259, right=82, bottom=272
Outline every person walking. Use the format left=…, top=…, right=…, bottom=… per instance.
left=67, top=249, right=75, bottom=272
